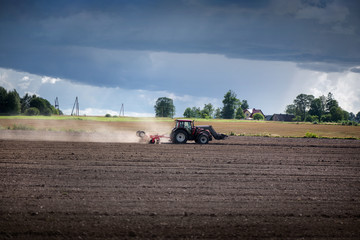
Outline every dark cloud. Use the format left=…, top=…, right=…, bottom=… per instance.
left=0, top=0, right=359, bottom=91
left=297, top=62, right=355, bottom=73
left=350, top=67, right=360, bottom=73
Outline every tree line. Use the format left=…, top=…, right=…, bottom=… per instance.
left=155, top=90, right=359, bottom=123
left=154, top=90, right=253, bottom=119
left=0, top=86, right=61, bottom=116
left=184, top=90, right=251, bottom=119
left=285, top=92, right=360, bottom=123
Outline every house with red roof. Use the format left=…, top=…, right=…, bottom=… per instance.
left=243, top=108, right=265, bottom=119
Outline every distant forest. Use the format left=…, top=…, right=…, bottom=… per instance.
left=285, top=92, right=360, bottom=124
left=183, top=90, right=250, bottom=119
left=0, top=86, right=61, bottom=116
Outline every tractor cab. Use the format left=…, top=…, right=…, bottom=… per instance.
left=175, top=119, right=194, bottom=134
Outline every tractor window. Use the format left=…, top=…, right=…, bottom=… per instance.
left=177, top=121, right=184, bottom=128
left=176, top=121, right=192, bottom=132
left=184, top=121, right=192, bottom=131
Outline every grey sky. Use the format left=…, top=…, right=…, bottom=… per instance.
left=0, top=0, right=359, bottom=115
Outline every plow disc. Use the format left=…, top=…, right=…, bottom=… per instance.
left=136, top=130, right=169, bottom=144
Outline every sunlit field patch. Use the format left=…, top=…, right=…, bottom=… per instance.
left=0, top=116, right=359, bottom=139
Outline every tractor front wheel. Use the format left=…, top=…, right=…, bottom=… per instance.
left=197, top=133, right=209, bottom=144
left=173, top=130, right=188, bottom=144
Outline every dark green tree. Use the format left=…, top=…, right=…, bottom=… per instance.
left=20, top=93, right=35, bottom=113
left=0, top=86, right=59, bottom=116
left=309, top=98, right=325, bottom=121
left=321, top=114, right=332, bottom=122
left=0, top=86, right=7, bottom=114
left=241, top=100, right=249, bottom=110
left=29, top=97, right=57, bottom=116
left=201, top=103, right=214, bottom=119
left=191, top=107, right=201, bottom=118
left=221, top=90, right=239, bottom=119
left=325, top=92, right=338, bottom=112
left=349, top=112, right=356, bottom=122
left=183, top=107, right=194, bottom=118
left=285, top=104, right=298, bottom=115
left=183, top=104, right=215, bottom=119
left=356, top=112, right=360, bottom=123
left=293, top=94, right=314, bottom=121
left=25, top=107, right=40, bottom=116
left=29, top=97, right=47, bottom=115
left=330, top=106, right=344, bottom=122
left=342, top=110, right=349, bottom=121
left=154, top=97, right=175, bottom=118
left=5, top=89, right=21, bottom=115
left=235, top=107, right=245, bottom=119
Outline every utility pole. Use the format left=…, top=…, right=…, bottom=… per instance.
left=71, top=97, right=79, bottom=116
left=119, top=103, right=124, bottom=116
left=55, top=97, right=59, bottom=111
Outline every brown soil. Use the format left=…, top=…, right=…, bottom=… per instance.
left=1, top=135, right=360, bottom=239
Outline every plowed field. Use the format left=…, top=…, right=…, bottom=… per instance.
left=1, top=135, right=360, bottom=239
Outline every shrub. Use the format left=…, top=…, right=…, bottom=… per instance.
left=306, top=115, right=319, bottom=122
left=253, top=113, right=264, bottom=120
left=293, top=116, right=302, bottom=122
left=341, top=121, right=359, bottom=126
left=24, top=107, right=40, bottom=116
left=43, top=108, right=52, bottom=116
left=105, top=113, right=111, bottom=117
left=305, top=132, right=318, bottom=138
left=321, top=114, right=332, bottom=122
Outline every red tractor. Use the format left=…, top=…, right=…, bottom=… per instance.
left=170, top=119, right=227, bottom=144
left=137, top=119, right=227, bottom=144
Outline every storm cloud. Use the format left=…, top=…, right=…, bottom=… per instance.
left=0, top=0, right=359, bottom=92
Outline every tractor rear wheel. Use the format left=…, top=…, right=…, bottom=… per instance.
left=197, top=133, right=209, bottom=144
left=173, top=130, right=188, bottom=144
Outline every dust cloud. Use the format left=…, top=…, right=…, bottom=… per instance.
left=0, top=130, right=144, bottom=143
left=0, top=119, right=175, bottom=143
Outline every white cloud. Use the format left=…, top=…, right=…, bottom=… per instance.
left=124, top=112, right=155, bottom=117
left=283, top=66, right=360, bottom=114
left=41, top=76, right=61, bottom=84
left=62, top=107, right=154, bottom=117
left=18, top=76, right=32, bottom=90
left=80, top=108, right=119, bottom=116
left=1, top=67, right=223, bottom=117
left=308, top=71, right=360, bottom=113
left=2, top=57, right=359, bottom=118
left=0, top=71, right=13, bottom=89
